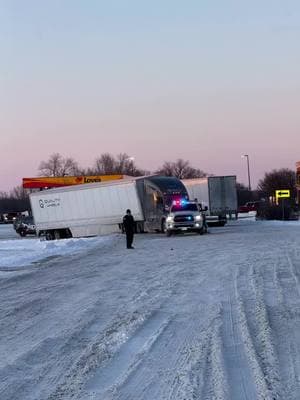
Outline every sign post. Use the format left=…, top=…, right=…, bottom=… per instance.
left=275, top=190, right=290, bottom=220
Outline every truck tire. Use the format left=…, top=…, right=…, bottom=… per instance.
left=198, top=228, right=204, bottom=235
left=137, top=222, right=145, bottom=233
left=166, top=230, right=172, bottom=237
left=19, top=230, right=26, bottom=237
left=45, top=231, right=54, bottom=241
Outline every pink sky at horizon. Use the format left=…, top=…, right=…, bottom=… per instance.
left=2, top=87, right=299, bottom=193
left=1, top=1, right=300, bottom=192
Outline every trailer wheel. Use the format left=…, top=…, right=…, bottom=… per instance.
left=161, top=219, right=167, bottom=233
left=65, top=229, right=72, bottom=238
left=137, top=222, right=145, bottom=233
left=45, top=231, right=54, bottom=241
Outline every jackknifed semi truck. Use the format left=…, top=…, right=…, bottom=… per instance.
left=30, top=176, right=188, bottom=239
left=181, top=176, right=238, bottom=226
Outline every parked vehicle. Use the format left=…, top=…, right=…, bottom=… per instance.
left=14, top=216, right=36, bottom=237
left=181, top=176, right=238, bottom=226
left=13, top=211, right=30, bottom=230
left=165, top=200, right=204, bottom=236
left=238, top=201, right=261, bottom=213
left=29, top=176, right=188, bottom=239
left=2, top=212, right=19, bottom=224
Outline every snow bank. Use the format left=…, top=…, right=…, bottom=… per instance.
left=0, top=235, right=117, bottom=269
left=237, top=211, right=257, bottom=220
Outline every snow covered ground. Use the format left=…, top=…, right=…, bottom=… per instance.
left=1, top=219, right=300, bottom=400
left=0, top=224, right=116, bottom=270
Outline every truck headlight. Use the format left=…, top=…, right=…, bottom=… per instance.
left=195, top=215, right=202, bottom=221
left=166, top=216, right=173, bottom=222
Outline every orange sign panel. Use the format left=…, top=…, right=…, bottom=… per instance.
left=23, top=175, right=124, bottom=189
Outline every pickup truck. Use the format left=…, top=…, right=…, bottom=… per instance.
left=238, top=201, right=261, bottom=213
left=14, top=216, right=36, bottom=237
left=165, top=200, right=205, bottom=236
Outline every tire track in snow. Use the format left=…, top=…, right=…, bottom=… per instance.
left=45, top=258, right=188, bottom=400
left=0, top=233, right=212, bottom=400
left=1, top=241, right=188, bottom=400
left=82, top=310, right=170, bottom=399
left=250, top=264, right=282, bottom=398
left=111, top=306, right=222, bottom=400
left=199, top=312, right=229, bottom=400
left=286, top=252, right=300, bottom=299
left=234, top=265, right=281, bottom=400
left=272, top=253, right=300, bottom=399
left=47, top=309, right=154, bottom=400
left=221, top=287, right=256, bottom=400
left=163, top=308, right=224, bottom=400
left=48, top=236, right=221, bottom=399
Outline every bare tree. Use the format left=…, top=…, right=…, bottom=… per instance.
left=60, top=157, right=80, bottom=176
left=117, top=153, right=148, bottom=176
left=38, top=153, right=80, bottom=176
left=0, top=191, right=8, bottom=199
left=115, top=153, right=130, bottom=174
left=79, top=167, right=97, bottom=176
left=94, top=153, right=117, bottom=174
left=115, top=153, right=139, bottom=175
left=156, top=159, right=207, bottom=179
left=93, top=153, right=146, bottom=176
left=0, top=186, right=30, bottom=213
left=10, top=186, right=28, bottom=200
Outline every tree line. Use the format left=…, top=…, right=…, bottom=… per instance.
left=38, top=152, right=208, bottom=180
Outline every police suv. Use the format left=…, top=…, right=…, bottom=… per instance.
left=165, top=200, right=204, bottom=236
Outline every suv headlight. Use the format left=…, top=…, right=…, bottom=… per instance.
left=195, top=215, right=202, bottom=221
left=166, top=216, right=173, bottom=222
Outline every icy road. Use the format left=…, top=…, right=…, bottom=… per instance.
left=1, top=220, right=300, bottom=400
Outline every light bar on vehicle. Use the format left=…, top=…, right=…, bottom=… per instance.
left=172, top=198, right=187, bottom=206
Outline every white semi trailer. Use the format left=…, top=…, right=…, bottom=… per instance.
left=181, top=176, right=238, bottom=226
left=30, top=176, right=188, bottom=239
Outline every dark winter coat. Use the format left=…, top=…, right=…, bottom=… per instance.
left=123, top=214, right=135, bottom=233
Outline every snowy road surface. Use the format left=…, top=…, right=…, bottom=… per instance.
left=1, top=220, right=300, bottom=400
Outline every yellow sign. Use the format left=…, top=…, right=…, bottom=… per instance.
left=275, top=190, right=290, bottom=199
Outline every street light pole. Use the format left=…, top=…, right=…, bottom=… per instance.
left=242, top=154, right=251, bottom=191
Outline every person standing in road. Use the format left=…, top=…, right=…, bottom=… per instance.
left=123, top=209, right=135, bottom=249
left=195, top=198, right=209, bottom=233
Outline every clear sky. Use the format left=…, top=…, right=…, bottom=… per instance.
left=1, top=0, right=300, bottom=192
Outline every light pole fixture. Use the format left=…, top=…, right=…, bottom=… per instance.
left=241, top=154, right=251, bottom=191
left=124, top=156, right=135, bottom=176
